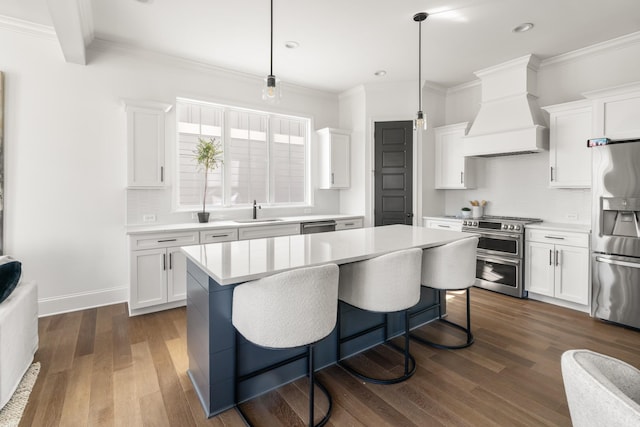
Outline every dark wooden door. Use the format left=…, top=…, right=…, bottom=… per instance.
left=374, top=121, right=413, bottom=226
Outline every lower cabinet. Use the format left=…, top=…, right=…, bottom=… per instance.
left=423, top=217, right=463, bottom=232
left=335, top=218, right=364, bottom=230
left=130, top=247, right=188, bottom=311
left=525, top=227, right=590, bottom=309
left=238, top=223, right=300, bottom=240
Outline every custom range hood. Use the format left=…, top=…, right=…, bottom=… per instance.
left=463, top=54, right=548, bottom=157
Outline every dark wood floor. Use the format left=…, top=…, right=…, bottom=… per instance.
left=20, top=288, right=640, bottom=426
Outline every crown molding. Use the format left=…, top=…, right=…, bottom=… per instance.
left=0, top=14, right=56, bottom=40
left=89, top=37, right=337, bottom=101
left=541, top=30, right=640, bottom=68
left=447, top=79, right=481, bottom=95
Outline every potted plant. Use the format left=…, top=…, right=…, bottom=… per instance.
left=194, top=137, right=223, bottom=223
left=461, top=207, right=472, bottom=218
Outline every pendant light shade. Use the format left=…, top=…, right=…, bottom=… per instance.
left=262, top=0, right=281, bottom=104
left=413, top=12, right=428, bottom=131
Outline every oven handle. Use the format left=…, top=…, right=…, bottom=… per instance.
left=470, top=230, right=522, bottom=241
left=476, top=254, right=521, bottom=266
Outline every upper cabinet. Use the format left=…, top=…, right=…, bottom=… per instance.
left=317, top=128, right=350, bottom=189
left=543, top=100, right=593, bottom=188
left=434, top=122, right=475, bottom=189
left=584, top=83, right=640, bottom=140
left=125, top=99, right=172, bottom=188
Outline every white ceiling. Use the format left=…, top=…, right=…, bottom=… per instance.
left=3, top=0, right=640, bottom=93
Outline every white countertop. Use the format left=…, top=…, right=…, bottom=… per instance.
left=526, top=222, right=591, bottom=233
left=127, top=214, right=362, bottom=235
left=181, top=224, right=477, bottom=285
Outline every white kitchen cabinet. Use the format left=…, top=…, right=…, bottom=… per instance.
left=434, top=122, right=475, bottom=189
left=317, top=128, right=350, bottom=189
left=542, top=100, right=592, bottom=188
left=129, top=230, right=199, bottom=315
left=200, top=228, right=238, bottom=243
left=238, top=223, right=300, bottom=240
left=584, top=82, right=640, bottom=140
left=423, top=217, right=463, bottom=232
left=335, top=218, right=364, bottom=230
left=525, top=227, right=590, bottom=309
left=124, top=99, right=172, bottom=188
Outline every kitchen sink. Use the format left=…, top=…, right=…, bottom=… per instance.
left=232, top=219, right=283, bottom=223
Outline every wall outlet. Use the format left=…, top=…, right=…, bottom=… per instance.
left=142, top=214, right=157, bottom=223
left=566, top=213, right=579, bottom=221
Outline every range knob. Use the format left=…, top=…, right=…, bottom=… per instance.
left=509, top=224, right=515, bottom=230
left=463, top=220, right=468, bottom=226
left=502, top=224, right=508, bottom=230
left=473, top=221, right=478, bottom=226
left=515, top=225, right=521, bottom=231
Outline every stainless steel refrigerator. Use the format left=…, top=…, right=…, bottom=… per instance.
left=591, top=138, right=640, bottom=329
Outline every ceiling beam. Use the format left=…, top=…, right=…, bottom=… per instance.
left=46, top=0, right=94, bottom=65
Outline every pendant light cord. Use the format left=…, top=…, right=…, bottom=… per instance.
left=270, top=0, right=274, bottom=76
left=418, top=19, right=422, bottom=111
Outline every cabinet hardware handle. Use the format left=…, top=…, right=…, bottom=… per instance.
left=169, top=253, right=172, bottom=270
left=555, top=250, right=559, bottom=266
left=549, top=249, right=552, bottom=265
left=158, top=238, right=177, bottom=243
left=161, top=166, right=164, bottom=182
left=331, top=172, right=335, bottom=185
left=163, top=254, right=166, bottom=271
left=210, top=234, right=229, bottom=238
left=544, top=235, right=565, bottom=240
left=438, top=225, right=451, bottom=228
left=460, top=171, right=464, bottom=184
left=344, top=223, right=354, bottom=226
left=550, top=166, right=554, bottom=182
left=596, top=256, right=640, bottom=269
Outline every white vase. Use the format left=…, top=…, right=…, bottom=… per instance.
left=472, top=206, right=483, bottom=218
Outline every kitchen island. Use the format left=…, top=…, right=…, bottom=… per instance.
left=182, top=224, right=476, bottom=417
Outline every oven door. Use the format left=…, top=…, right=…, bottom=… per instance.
left=474, top=254, right=525, bottom=298
left=473, top=231, right=522, bottom=258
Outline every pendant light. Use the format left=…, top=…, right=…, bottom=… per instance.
left=262, top=0, right=281, bottom=104
left=413, top=12, right=428, bottom=130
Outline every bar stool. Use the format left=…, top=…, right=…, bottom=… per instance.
left=337, top=248, right=422, bottom=384
left=232, top=263, right=339, bottom=427
left=410, top=236, right=479, bottom=350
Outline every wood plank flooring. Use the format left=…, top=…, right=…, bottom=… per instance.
left=20, top=288, right=640, bottom=426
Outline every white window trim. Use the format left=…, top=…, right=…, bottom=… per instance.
left=173, top=97, right=314, bottom=212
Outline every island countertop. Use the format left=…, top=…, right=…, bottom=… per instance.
left=181, top=224, right=477, bottom=285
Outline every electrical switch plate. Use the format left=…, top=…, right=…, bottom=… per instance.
left=142, top=214, right=156, bottom=223
left=566, top=213, right=578, bottom=221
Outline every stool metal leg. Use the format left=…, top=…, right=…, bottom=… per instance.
left=410, top=288, right=475, bottom=350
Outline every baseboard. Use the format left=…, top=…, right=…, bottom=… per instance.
left=527, top=292, right=590, bottom=314
left=38, top=286, right=128, bottom=317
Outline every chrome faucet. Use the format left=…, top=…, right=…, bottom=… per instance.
left=252, top=200, right=261, bottom=219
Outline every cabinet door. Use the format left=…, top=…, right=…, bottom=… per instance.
left=555, top=245, right=590, bottom=305
left=167, top=247, right=188, bottom=302
left=424, top=219, right=462, bottom=232
left=238, top=223, right=300, bottom=240
left=130, top=248, right=167, bottom=309
left=125, top=101, right=171, bottom=188
left=549, top=107, right=592, bottom=188
left=525, top=242, right=555, bottom=296
left=330, top=133, right=350, bottom=188
left=434, top=123, right=474, bottom=189
left=335, top=218, right=364, bottom=230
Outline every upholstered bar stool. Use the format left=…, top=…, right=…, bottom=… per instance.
left=411, top=236, right=479, bottom=349
left=232, top=263, right=339, bottom=427
left=337, top=248, right=422, bottom=384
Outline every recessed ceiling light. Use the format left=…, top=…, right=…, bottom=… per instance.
left=512, top=22, right=534, bottom=33
left=374, top=70, right=387, bottom=77
left=285, top=41, right=299, bottom=49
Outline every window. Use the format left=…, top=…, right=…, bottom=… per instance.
left=176, top=98, right=309, bottom=209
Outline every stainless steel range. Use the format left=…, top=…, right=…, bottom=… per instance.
left=462, top=216, right=543, bottom=298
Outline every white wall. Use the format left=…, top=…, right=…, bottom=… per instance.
left=442, top=36, right=640, bottom=223
left=2, top=26, right=340, bottom=315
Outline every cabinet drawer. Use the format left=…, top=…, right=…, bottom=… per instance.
left=238, top=223, right=300, bottom=240
left=526, top=229, right=589, bottom=247
left=130, top=231, right=199, bottom=250
left=335, top=218, right=363, bottom=230
left=200, top=228, right=238, bottom=243
left=424, top=219, right=463, bottom=232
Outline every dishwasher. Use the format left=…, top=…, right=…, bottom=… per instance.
left=300, top=220, right=336, bottom=234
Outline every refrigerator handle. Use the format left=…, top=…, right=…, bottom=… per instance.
left=596, top=256, right=640, bottom=269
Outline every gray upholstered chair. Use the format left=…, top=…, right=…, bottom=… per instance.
left=232, top=263, right=339, bottom=427
left=337, top=248, right=422, bottom=384
left=561, top=349, right=640, bottom=427
left=411, top=236, right=479, bottom=349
